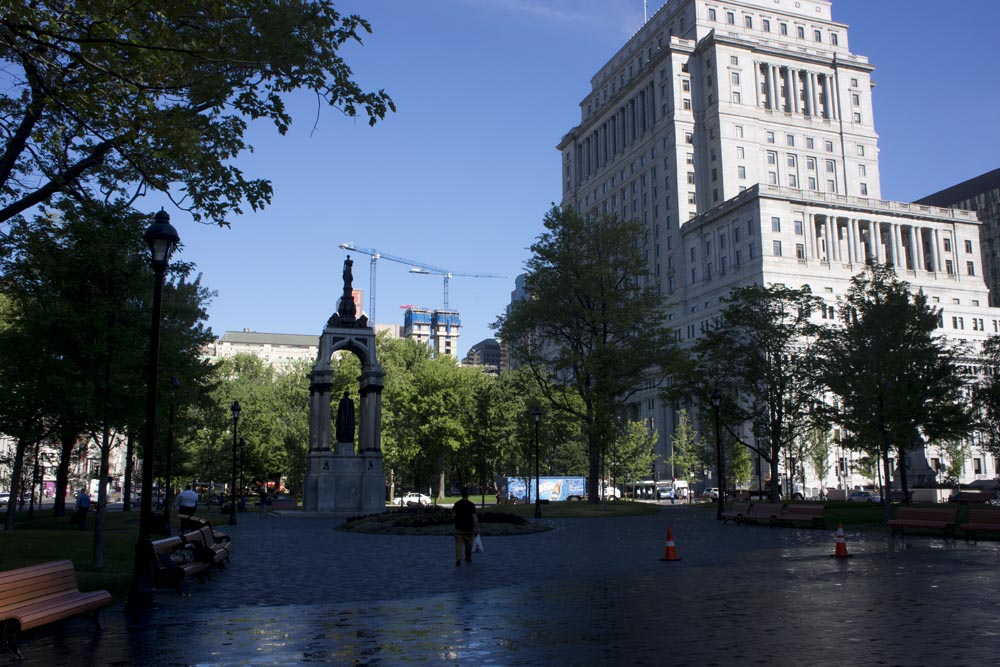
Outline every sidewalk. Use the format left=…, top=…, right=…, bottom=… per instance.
left=11, top=505, right=1000, bottom=666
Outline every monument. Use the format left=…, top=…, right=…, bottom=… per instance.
left=302, top=256, right=386, bottom=513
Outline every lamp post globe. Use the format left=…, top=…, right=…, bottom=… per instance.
left=127, top=210, right=179, bottom=611
left=532, top=407, right=541, bottom=519
left=710, top=388, right=724, bottom=521
left=229, top=401, right=241, bottom=526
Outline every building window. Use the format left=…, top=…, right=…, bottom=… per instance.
left=787, top=154, right=797, bottom=168
left=749, top=243, right=756, bottom=258
left=727, top=12, right=735, bottom=25
left=806, top=137, right=814, bottom=150
left=735, top=249, right=742, bottom=266
left=856, top=144, right=865, bottom=156
left=767, top=151, right=777, bottom=165
left=683, top=79, right=691, bottom=92
left=965, top=240, right=973, bottom=253
left=859, top=183, right=868, bottom=196
left=825, top=140, right=834, bottom=152
left=709, top=8, right=716, bottom=20
left=768, top=171, right=777, bottom=185
left=827, top=179, right=836, bottom=192
left=738, top=165, right=746, bottom=179
left=808, top=176, right=817, bottom=190
left=852, top=93, right=861, bottom=106
left=767, top=131, right=775, bottom=144
left=813, top=29, right=822, bottom=42
left=745, top=16, right=752, bottom=28
left=826, top=160, right=836, bottom=173
left=687, top=192, right=696, bottom=204
left=968, top=261, right=976, bottom=276
left=735, top=228, right=742, bottom=242
left=946, top=259, right=955, bottom=275
left=831, top=33, right=839, bottom=46
left=732, top=72, right=740, bottom=85
left=796, top=243, right=805, bottom=259
left=786, top=134, right=795, bottom=147
left=771, top=216, right=781, bottom=232
left=943, top=238, right=952, bottom=252
left=685, top=132, right=693, bottom=143
left=731, top=56, right=739, bottom=66
left=794, top=220, right=803, bottom=235
left=788, top=174, right=798, bottom=188
left=735, top=125, right=744, bottom=138
left=859, top=164, right=866, bottom=176
left=780, top=23, right=788, bottom=35
left=806, top=157, right=816, bottom=171
left=851, top=77, right=859, bottom=87
left=711, top=168, right=717, bottom=182
left=687, top=152, right=695, bottom=164
left=683, top=98, right=692, bottom=110
left=853, top=112, right=862, bottom=123
left=796, top=26, right=805, bottom=39
left=736, top=146, right=745, bottom=158
left=762, top=19, right=770, bottom=32
left=732, top=91, right=741, bottom=104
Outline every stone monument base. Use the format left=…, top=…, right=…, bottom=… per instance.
left=302, top=446, right=385, bottom=514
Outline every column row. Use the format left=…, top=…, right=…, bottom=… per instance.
left=806, top=215, right=955, bottom=274
left=758, top=63, right=836, bottom=120
left=575, top=81, right=658, bottom=185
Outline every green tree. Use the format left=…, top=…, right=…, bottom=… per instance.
left=974, top=335, right=1000, bottom=459
left=666, top=409, right=706, bottom=504
left=675, top=284, right=823, bottom=501
left=0, top=0, right=394, bottom=226
left=816, top=265, right=973, bottom=517
left=611, top=421, right=657, bottom=490
left=497, top=207, right=682, bottom=503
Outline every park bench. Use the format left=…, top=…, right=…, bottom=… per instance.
left=887, top=507, right=957, bottom=538
left=0, top=560, right=112, bottom=659
left=743, top=503, right=783, bottom=527
left=959, top=509, right=1000, bottom=542
left=721, top=502, right=750, bottom=525
left=777, top=504, right=826, bottom=529
left=181, top=516, right=230, bottom=543
left=181, top=528, right=231, bottom=571
left=152, top=536, right=211, bottom=592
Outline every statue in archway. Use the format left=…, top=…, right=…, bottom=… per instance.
left=335, top=391, right=355, bottom=444
left=325, top=256, right=368, bottom=329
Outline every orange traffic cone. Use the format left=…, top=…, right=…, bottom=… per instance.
left=832, top=522, right=851, bottom=558
left=660, top=528, right=681, bottom=561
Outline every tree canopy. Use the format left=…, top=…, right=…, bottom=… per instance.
left=0, top=0, right=394, bottom=226
left=496, top=206, right=682, bottom=503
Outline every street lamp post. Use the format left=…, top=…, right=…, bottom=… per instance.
left=239, top=438, right=245, bottom=512
left=229, top=401, right=240, bottom=526
left=711, top=389, right=724, bottom=521
left=163, top=377, right=180, bottom=534
left=533, top=407, right=541, bottom=519
left=127, top=210, right=180, bottom=611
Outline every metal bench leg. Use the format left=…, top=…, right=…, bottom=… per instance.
left=1, top=620, right=22, bottom=660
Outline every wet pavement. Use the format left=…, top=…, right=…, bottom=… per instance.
left=11, top=504, right=1000, bottom=666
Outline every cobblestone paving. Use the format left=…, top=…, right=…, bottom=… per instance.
left=13, top=505, right=1000, bottom=666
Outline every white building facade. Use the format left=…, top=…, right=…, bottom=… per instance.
left=558, top=0, right=998, bottom=494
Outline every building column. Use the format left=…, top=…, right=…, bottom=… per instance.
left=915, top=227, right=926, bottom=271
left=791, top=69, right=801, bottom=113
left=872, top=221, right=883, bottom=264
left=810, top=73, right=820, bottom=117
left=821, top=74, right=831, bottom=119
left=769, top=65, right=779, bottom=110
left=845, top=217, right=856, bottom=264
left=755, top=62, right=764, bottom=107
left=783, top=67, right=793, bottom=112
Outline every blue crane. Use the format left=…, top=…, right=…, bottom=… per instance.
left=338, top=242, right=506, bottom=324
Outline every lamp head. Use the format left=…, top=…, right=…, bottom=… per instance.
left=144, top=209, right=180, bottom=271
left=532, top=406, right=541, bottom=423
left=231, top=400, right=241, bottom=420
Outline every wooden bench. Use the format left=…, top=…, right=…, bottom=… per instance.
left=887, top=507, right=958, bottom=538
left=743, top=503, right=784, bottom=527
left=181, top=528, right=231, bottom=571
left=0, top=560, right=112, bottom=659
left=152, top=537, right=211, bottom=592
left=180, top=516, right=230, bottom=543
left=778, top=504, right=826, bottom=529
left=959, top=509, right=1000, bottom=542
left=721, top=502, right=750, bottom=525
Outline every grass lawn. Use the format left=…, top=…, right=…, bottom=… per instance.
left=0, top=509, right=175, bottom=602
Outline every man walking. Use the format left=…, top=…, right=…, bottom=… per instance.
left=452, top=487, right=479, bottom=567
left=174, top=484, right=199, bottom=517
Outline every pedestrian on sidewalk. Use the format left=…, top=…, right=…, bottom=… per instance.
left=74, top=488, right=90, bottom=529
left=452, top=487, right=479, bottom=566
left=175, top=484, right=199, bottom=517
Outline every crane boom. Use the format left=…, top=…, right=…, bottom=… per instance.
left=338, top=242, right=506, bottom=312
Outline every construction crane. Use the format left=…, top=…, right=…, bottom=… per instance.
left=338, top=242, right=505, bottom=323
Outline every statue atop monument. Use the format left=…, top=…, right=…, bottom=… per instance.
left=326, top=255, right=369, bottom=329
left=335, top=391, right=355, bottom=444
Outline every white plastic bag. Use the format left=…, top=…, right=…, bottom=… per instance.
left=472, top=534, right=484, bottom=554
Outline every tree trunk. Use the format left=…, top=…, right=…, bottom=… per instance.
left=897, top=445, right=910, bottom=506
left=881, top=442, right=894, bottom=522
left=588, top=430, right=601, bottom=504
left=93, top=426, right=112, bottom=568
left=4, top=436, right=28, bottom=531
left=769, top=451, right=781, bottom=502
left=53, top=430, right=76, bottom=517
left=123, top=430, right=135, bottom=512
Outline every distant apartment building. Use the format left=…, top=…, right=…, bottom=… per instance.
left=402, top=308, right=461, bottom=359
left=917, top=168, right=1000, bottom=307
left=207, top=329, right=319, bottom=367
left=463, top=338, right=501, bottom=374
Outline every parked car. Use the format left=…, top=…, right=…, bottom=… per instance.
left=399, top=492, right=431, bottom=507
left=0, top=493, right=8, bottom=507
left=847, top=490, right=880, bottom=503
left=703, top=488, right=720, bottom=499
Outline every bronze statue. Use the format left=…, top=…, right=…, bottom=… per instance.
left=335, top=391, right=355, bottom=444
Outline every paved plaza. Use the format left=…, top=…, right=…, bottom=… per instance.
left=11, top=504, right=1000, bottom=666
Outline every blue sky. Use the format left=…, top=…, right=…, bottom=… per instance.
left=170, top=0, right=1000, bottom=358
